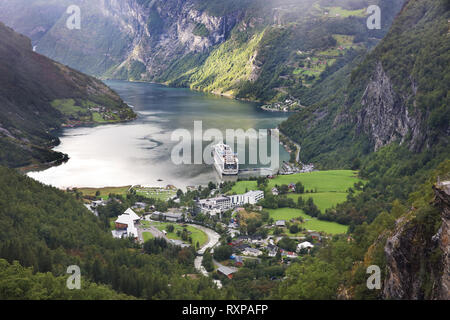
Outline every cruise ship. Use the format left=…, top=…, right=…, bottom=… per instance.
left=213, top=143, right=239, bottom=176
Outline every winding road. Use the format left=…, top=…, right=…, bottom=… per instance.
left=189, top=224, right=221, bottom=277
left=138, top=221, right=220, bottom=276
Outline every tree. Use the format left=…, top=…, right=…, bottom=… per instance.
left=202, top=250, right=214, bottom=272
left=295, top=182, right=305, bottom=194
left=167, top=224, right=175, bottom=233
left=214, top=245, right=233, bottom=261
left=277, top=237, right=297, bottom=252
left=351, top=158, right=361, bottom=170
left=208, top=182, right=217, bottom=191
left=279, top=185, right=289, bottom=195
left=289, top=224, right=299, bottom=234
left=297, top=196, right=305, bottom=208
left=273, top=227, right=283, bottom=236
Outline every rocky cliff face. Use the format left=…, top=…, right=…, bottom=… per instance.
left=0, top=0, right=405, bottom=103
left=383, top=181, right=450, bottom=300
left=0, top=0, right=242, bottom=78
left=111, top=0, right=241, bottom=80
left=433, top=182, right=450, bottom=299
left=356, top=62, right=424, bottom=152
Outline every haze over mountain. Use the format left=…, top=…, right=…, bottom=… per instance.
left=0, top=0, right=404, bottom=103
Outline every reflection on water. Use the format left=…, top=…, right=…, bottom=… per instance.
left=28, top=81, right=290, bottom=189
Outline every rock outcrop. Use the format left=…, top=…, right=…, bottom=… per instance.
left=383, top=180, right=450, bottom=300
left=357, top=62, right=424, bottom=152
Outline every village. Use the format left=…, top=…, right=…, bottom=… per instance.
left=84, top=180, right=327, bottom=281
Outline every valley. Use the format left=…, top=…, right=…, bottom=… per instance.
left=0, top=0, right=448, bottom=303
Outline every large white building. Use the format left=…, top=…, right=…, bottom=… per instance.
left=113, top=208, right=140, bottom=239
left=197, top=190, right=264, bottom=216
left=230, top=190, right=264, bottom=206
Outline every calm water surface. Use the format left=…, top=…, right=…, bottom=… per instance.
left=28, top=81, right=290, bottom=189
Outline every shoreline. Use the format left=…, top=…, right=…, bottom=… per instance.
left=20, top=109, right=137, bottom=175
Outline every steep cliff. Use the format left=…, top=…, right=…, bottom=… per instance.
left=383, top=179, right=450, bottom=300
left=280, top=0, right=449, bottom=166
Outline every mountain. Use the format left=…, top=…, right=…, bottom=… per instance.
left=0, top=0, right=405, bottom=103
left=0, top=22, right=135, bottom=168
left=274, top=0, right=449, bottom=300
left=383, top=173, right=450, bottom=300
left=280, top=0, right=449, bottom=167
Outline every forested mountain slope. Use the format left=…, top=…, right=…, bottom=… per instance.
left=274, top=0, right=449, bottom=300
left=0, top=22, right=135, bottom=168
left=0, top=166, right=222, bottom=299
left=0, top=0, right=405, bottom=103
left=280, top=0, right=449, bottom=166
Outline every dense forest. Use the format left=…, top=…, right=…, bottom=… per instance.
left=0, top=166, right=223, bottom=299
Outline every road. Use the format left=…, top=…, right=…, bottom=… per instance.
left=188, top=224, right=220, bottom=277
left=137, top=221, right=220, bottom=276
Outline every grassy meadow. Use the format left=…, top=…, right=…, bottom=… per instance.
left=231, top=170, right=363, bottom=234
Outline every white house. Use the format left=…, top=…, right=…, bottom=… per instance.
left=243, top=247, right=263, bottom=257
left=124, top=208, right=140, bottom=222
left=297, top=241, right=314, bottom=252
left=113, top=208, right=140, bottom=239
left=275, top=220, right=286, bottom=227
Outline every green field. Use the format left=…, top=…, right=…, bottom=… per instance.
left=268, top=208, right=348, bottom=234
left=142, top=232, right=154, bottom=242
left=51, top=99, right=86, bottom=116
left=78, top=186, right=131, bottom=200
left=325, top=6, right=367, bottom=18
left=230, top=170, right=362, bottom=234
left=287, top=192, right=349, bottom=213
left=150, top=222, right=208, bottom=247
left=231, top=170, right=362, bottom=194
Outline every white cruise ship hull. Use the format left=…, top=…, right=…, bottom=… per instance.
left=213, top=144, right=239, bottom=176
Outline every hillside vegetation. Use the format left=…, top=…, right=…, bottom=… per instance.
left=0, top=22, right=135, bottom=168
left=0, top=166, right=222, bottom=299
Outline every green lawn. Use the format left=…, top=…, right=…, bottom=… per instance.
left=78, top=186, right=131, bottom=200
left=150, top=222, right=208, bottom=247
left=325, top=6, right=367, bottom=18
left=229, top=170, right=362, bottom=234
left=287, top=192, right=349, bottom=213
left=268, top=208, right=348, bottom=234
left=231, top=170, right=362, bottom=194
left=92, top=112, right=107, bottom=123
left=142, top=232, right=154, bottom=242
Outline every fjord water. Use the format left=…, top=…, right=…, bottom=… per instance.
left=28, top=81, right=290, bottom=189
